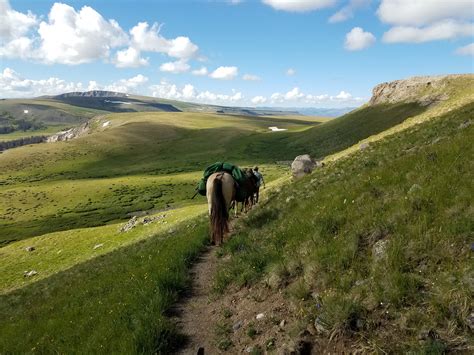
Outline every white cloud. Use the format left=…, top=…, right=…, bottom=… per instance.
left=0, top=0, right=37, bottom=41
left=0, top=67, right=84, bottom=97
left=102, top=74, right=149, bottom=93
left=334, top=90, right=352, bottom=100
left=286, top=68, right=296, bottom=76
left=114, top=47, right=148, bottom=68
left=377, top=0, right=473, bottom=26
left=455, top=43, right=474, bottom=56
left=129, top=22, right=198, bottom=60
left=329, top=0, right=371, bottom=23
left=344, top=27, right=376, bottom=50
left=383, top=20, right=474, bottom=43
left=267, top=86, right=363, bottom=106
left=251, top=96, right=267, bottom=105
left=262, top=0, right=336, bottom=12
left=285, top=87, right=304, bottom=100
left=36, top=3, right=128, bottom=65
left=0, top=2, right=201, bottom=67
left=209, top=66, right=238, bottom=80
left=159, top=59, right=191, bottom=73
left=192, top=67, right=208, bottom=76
left=243, top=74, right=261, bottom=81
left=150, top=80, right=244, bottom=104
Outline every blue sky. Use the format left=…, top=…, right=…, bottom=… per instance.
left=1, top=0, right=473, bottom=107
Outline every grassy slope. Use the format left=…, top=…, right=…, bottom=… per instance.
left=1, top=75, right=471, bottom=353
left=0, top=112, right=314, bottom=243
left=214, top=102, right=474, bottom=352
left=0, top=214, right=210, bottom=354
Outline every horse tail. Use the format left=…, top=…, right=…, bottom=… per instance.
left=210, top=175, right=229, bottom=245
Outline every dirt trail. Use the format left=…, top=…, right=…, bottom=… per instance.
left=174, top=246, right=220, bottom=354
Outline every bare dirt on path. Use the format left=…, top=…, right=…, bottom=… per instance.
left=174, top=246, right=220, bottom=354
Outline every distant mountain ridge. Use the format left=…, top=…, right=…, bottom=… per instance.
left=54, top=91, right=129, bottom=99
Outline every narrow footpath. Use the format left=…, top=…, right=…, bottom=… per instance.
left=174, top=246, right=220, bottom=354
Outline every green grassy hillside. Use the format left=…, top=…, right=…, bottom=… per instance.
left=0, top=75, right=472, bottom=354
left=214, top=101, right=474, bottom=352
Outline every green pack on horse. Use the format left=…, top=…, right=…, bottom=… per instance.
left=196, top=162, right=258, bottom=245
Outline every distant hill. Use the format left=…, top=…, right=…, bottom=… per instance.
left=264, top=106, right=357, bottom=117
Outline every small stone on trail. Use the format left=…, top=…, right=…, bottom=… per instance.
left=93, top=243, right=104, bottom=250
left=232, top=320, right=242, bottom=331
left=256, top=313, right=265, bottom=320
left=245, top=346, right=254, bottom=353
left=25, top=246, right=35, bottom=252
left=24, top=270, right=38, bottom=277
left=359, top=142, right=370, bottom=150
left=279, top=319, right=286, bottom=328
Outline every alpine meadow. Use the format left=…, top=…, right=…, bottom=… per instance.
left=1, top=0, right=473, bottom=354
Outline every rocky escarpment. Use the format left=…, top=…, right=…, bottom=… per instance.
left=369, top=74, right=471, bottom=106
left=55, top=91, right=128, bottom=99
left=46, top=121, right=91, bottom=142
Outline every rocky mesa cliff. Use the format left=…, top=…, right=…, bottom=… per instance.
left=369, top=74, right=473, bottom=106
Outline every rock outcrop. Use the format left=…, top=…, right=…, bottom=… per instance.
left=369, top=74, right=471, bottom=106
left=46, top=121, right=91, bottom=143
left=291, top=154, right=323, bottom=179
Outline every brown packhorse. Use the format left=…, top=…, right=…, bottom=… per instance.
left=206, top=172, right=236, bottom=246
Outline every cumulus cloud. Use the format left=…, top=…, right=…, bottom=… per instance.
left=262, top=0, right=336, bottom=12
left=36, top=3, right=128, bottom=65
left=0, top=0, right=37, bottom=41
left=251, top=96, right=267, bottom=105
left=0, top=67, right=84, bottom=97
left=243, top=74, right=261, bottom=81
left=344, top=27, right=376, bottom=50
left=209, top=66, right=239, bottom=80
left=159, top=60, right=191, bottom=73
left=150, top=80, right=244, bottom=105
left=192, top=67, right=208, bottom=76
left=377, top=0, right=474, bottom=46
left=377, top=0, right=473, bottom=26
left=286, top=68, right=296, bottom=76
left=455, top=43, right=474, bottom=56
left=266, top=87, right=363, bottom=106
left=114, top=47, right=148, bottom=68
left=329, top=0, right=371, bottom=23
left=383, top=20, right=474, bottom=43
left=0, top=1, right=201, bottom=68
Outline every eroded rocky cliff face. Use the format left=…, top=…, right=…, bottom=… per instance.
left=369, top=74, right=472, bottom=106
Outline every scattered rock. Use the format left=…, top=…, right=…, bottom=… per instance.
left=245, top=346, right=254, bottom=353
left=47, top=121, right=91, bottom=142
left=359, top=142, right=370, bottom=150
left=120, top=216, right=138, bottom=232
left=313, top=317, right=328, bottom=334
left=372, top=239, right=389, bottom=261
left=291, top=154, right=317, bottom=179
left=93, top=243, right=104, bottom=250
left=232, top=321, right=242, bottom=331
left=279, top=319, right=286, bottom=328
left=256, top=313, right=265, bottom=320
left=143, top=214, right=166, bottom=225
left=25, top=246, right=35, bottom=252
left=24, top=270, right=38, bottom=277
left=408, top=184, right=422, bottom=195
left=466, top=313, right=474, bottom=331
left=285, top=196, right=294, bottom=203
left=458, top=120, right=472, bottom=130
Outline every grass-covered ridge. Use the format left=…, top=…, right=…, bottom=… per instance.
left=0, top=214, right=210, bottom=354
left=214, top=102, right=473, bottom=352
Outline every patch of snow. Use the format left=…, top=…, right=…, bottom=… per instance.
left=102, top=121, right=110, bottom=127
left=104, top=100, right=131, bottom=105
left=268, top=126, right=287, bottom=132
left=23, top=109, right=29, bottom=114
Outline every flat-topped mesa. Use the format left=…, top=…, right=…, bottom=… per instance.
left=55, top=90, right=128, bottom=98
left=369, top=74, right=472, bottom=106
